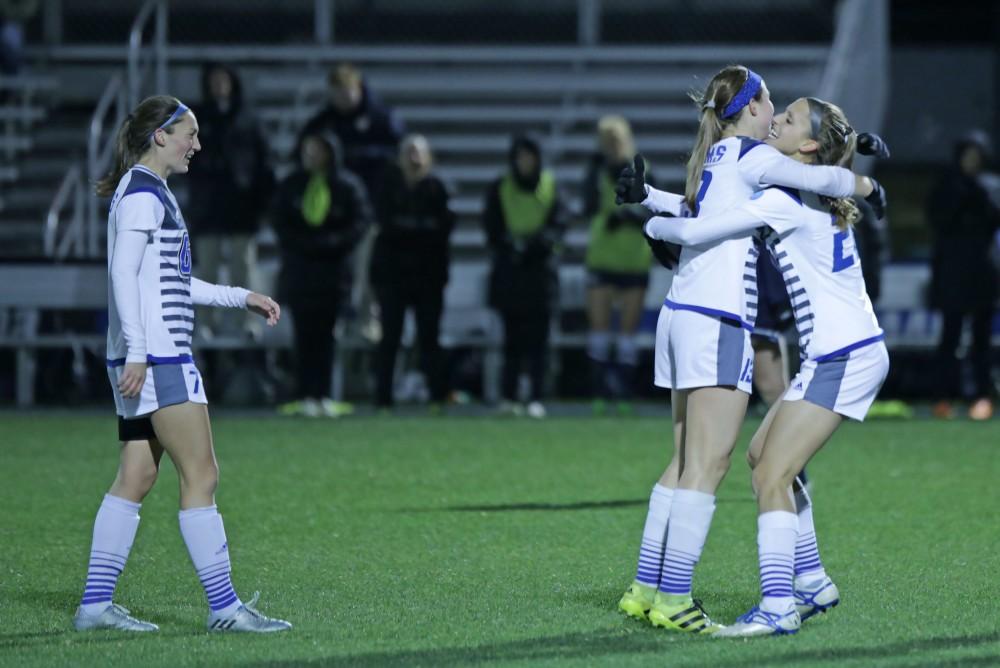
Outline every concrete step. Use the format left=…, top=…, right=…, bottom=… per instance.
left=32, top=126, right=89, bottom=150
left=254, top=69, right=822, bottom=100
left=269, top=131, right=695, bottom=160
left=0, top=218, right=44, bottom=257
left=0, top=135, right=32, bottom=153
left=2, top=184, right=58, bottom=211
left=258, top=102, right=700, bottom=129
left=0, top=106, right=46, bottom=123
left=13, top=156, right=76, bottom=182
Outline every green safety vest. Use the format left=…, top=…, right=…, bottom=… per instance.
left=584, top=170, right=652, bottom=274
left=302, top=172, right=331, bottom=227
left=499, top=170, right=556, bottom=237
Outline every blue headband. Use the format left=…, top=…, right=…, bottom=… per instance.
left=721, top=70, right=762, bottom=119
left=148, top=102, right=189, bottom=142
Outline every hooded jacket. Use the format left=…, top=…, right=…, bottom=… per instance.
left=187, top=63, right=274, bottom=235
left=482, top=135, right=567, bottom=313
left=270, top=133, right=374, bottom=304
left=370, top=163, right=455, bottom=288
left=298, top=82, right=405, bottom=199
left=927, top=139, right=1000, bottom=310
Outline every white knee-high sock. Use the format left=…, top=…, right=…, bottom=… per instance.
left=179, top=505, right=242, bottom=617
left=758, top=510, right=798, bottom=613
left=633, top=484, right=674, bottom=587
left=615, top=333, right=639, bottom=368
left=793, top=484, right=827, bottom=583
left=587, top=331, right=612, bottom=363
left=658, top=489, right=716, bottom=596
left=80, top=494, right=141, bottom=614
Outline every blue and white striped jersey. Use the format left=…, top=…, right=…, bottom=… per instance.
left=658, top=136, right=856, bottom=329
left=106, top=165, right=194, bottom=364
left=745, top=186, right=883, bottom=360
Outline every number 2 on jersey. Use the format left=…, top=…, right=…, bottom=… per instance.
left=832, top=230, right=855, bottom=273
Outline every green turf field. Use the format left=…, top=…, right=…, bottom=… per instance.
left=1, top=411, right=998, bottom=667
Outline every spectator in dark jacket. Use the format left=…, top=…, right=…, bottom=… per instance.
left=484, top=135, right=567, bottom=418
left=187, top=63, right=274, bottom=338
left=927, top=131, right=1000, bottom=420
left=298, top=62, right=404, bottom=200
left=370, top=135, right=455, bottom=410
left=299, top=63, right=405, bottom=346
left=271, top=132, right=373, bottom=417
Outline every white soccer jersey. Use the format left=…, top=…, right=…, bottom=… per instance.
left=106, top=165, right=194, bottom=365
left=742, top=186, right=883, bottom=360
left=655, top=136, right=856, bottom=328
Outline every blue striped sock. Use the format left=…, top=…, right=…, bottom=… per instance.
left=179, top=506, right=241, bottom=616
left=80, top=494, right=141, bottom=614
left=794, top=486, right=826, bottom=580
left=758, top=511, right=798, bottom=613
left=657, top=489, right=716, bottom=595
left=634, top=484, right=673, bottom=587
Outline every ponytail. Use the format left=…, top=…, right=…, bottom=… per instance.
left=827, top=196, right=860, bottom=231
left=95, top=95, right=186, bottom=197
left=805, top=97, right=861, bottom=231
left=684, top=65, right=762, bottom=212
left=95, top=116, right=136, bottom=197
left=684, top=108, right=723, bottom=211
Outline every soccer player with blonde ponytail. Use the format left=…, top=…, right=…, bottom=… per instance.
left=642, top=96, right=890, bottom=637
left=616, top=64, right=886, bottom=634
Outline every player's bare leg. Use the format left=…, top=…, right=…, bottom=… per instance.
left=719, top=400, right=841, bottom=638
left=153, top=402, right=291, bottom=632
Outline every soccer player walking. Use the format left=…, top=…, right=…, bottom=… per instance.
left=74, top=95, right=291, bottom=633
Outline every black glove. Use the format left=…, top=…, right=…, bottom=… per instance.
left=864, top=177, right=887, bottom=219
left=643, top=226, right=681, bottom=270
left=615, top=153, right=647, bottom=205
left=857, top=132, right=890, bottom=159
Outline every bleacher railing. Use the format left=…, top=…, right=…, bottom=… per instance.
left=86, top=73, right=127, bottom=257
left=43, top=164, right=84, bottom=258
left=127, top=0, right=168, bottom=109
left=45, top=0, right=168, bottom=259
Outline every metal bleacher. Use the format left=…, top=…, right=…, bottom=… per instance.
left=0, top=74, right=59, bottom=255
left=247, top=45, right=828, bottom=254
left=1, top=0, right=893, bottom=405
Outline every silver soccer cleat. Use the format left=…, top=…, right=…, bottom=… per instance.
left=794, top=575, right=840, bottom=621
left=73, top=603, right=159, bottom=632
left=715, top=605, right=800, bottom=638
left=207, top=591, right=292, bottom=633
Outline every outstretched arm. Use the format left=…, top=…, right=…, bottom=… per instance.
left=743, top=143, right=860, bottom=197
left=190, top=278, right=250, bottom=308
left=644, top=207, right=763, bottom=246
left=190, top=278, right=280, bottom=326
left=743, top=143, right=887, bottom=217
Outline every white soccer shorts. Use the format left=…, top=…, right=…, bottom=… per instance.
left=783, top=340, right=889, bottom=421
left=108, top=357, right=207, bottom=418
left=654, top=305, right=754, bottom=393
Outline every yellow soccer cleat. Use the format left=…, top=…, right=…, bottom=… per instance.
left=618, top=581, right=657, bottom=621
left=648, top=593, right=724, bottom=634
